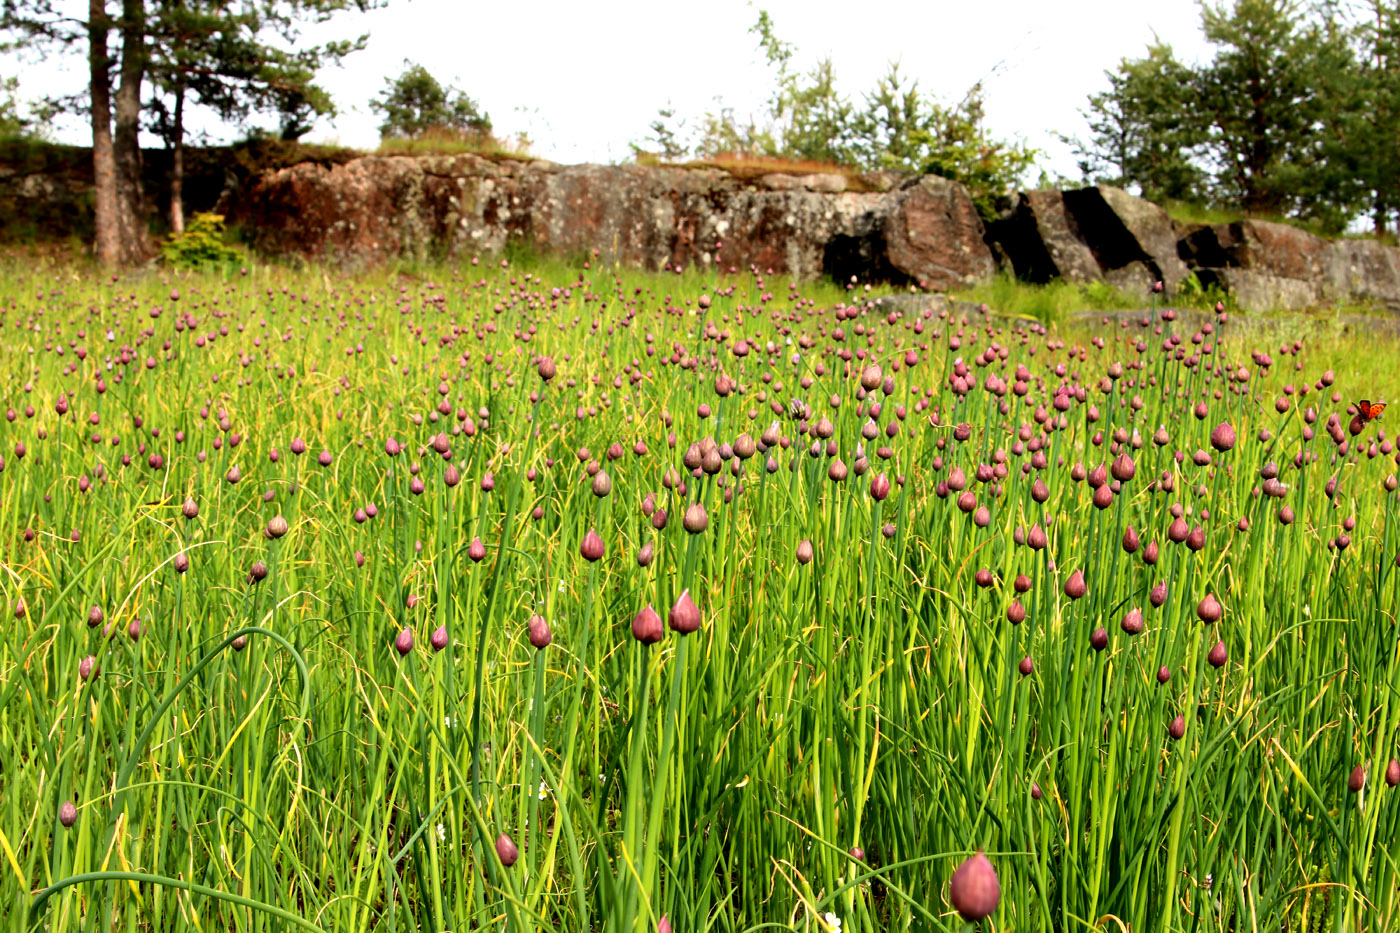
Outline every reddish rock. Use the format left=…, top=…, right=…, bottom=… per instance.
left=884, top=175, right=997, bottom=289
left=235, top=154, right=996, bottom=286
left=1179, top=218, right=1400, bottom=311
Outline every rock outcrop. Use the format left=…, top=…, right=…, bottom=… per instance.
left=1180, top=219, right=1400, bottom=311
left=233, top=154, right=996, bottom=288
left=987, top=185, right=1189, bottom=295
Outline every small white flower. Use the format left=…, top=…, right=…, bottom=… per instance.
left=822, top=912, right=842, bottom=932
left=436, top=823, right=446, bottom=841
left=598, top=772, right=607, bottom=784
left=444, top=714, right=457, bottom=729
left=557, top=580, right=565, bottom=593
left=1303, top=604, right=1311, bottom=617
left=537, top=781, right=548, bottom=800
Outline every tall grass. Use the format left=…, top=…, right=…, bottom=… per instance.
left=3, top=254, right=1400, bottom=933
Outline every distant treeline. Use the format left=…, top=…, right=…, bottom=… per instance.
left=638, top=2, right=1400, bottom=237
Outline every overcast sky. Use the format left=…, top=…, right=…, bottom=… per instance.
left=10, top=0, right=1216, bottom=179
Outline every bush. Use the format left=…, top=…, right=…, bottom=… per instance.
left=161, top=212, right=243, bottom=269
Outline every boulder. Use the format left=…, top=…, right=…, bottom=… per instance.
left=235, top=154, right=997, bottom=287
left=987, top=185, right=1188, bottom=294
left=1192, top=268, right=1320, bottom=313
left=884, top=175, right=997, bottom=290
left=1180, top=219, right=1400, bottom=311
left=987, top=189, right=1099, bottom=284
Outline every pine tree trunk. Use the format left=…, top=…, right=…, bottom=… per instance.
left=88, top=0, right=119, bottom=267
left=169, top=82, right=185, bottom=235
left=113, top=0, right=150, bottom=265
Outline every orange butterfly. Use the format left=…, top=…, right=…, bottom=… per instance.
left=1351, top=399, right=1387, bottom=436
left=1358, top=399, right=1387, bottom=422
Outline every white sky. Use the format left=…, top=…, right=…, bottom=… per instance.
left=9, top=0, right=1216, bottom=179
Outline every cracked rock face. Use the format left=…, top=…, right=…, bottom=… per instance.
left=986, top=185, right=1188, bottom=294
left=1180, top=219, right=1400, bottom=312
left=234, top=154, right=996, bottom=287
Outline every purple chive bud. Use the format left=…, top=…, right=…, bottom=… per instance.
left=1197, top=593, right=1223, bottom=624
left=496, top=833, right=519, bottom=867
left=658, top=917, right=673, bottom=933
left=528, top=614, right=552, bottom=649
left=1018, top=656, right=1034, bottom=676
left=318, top=450, right=333, bottom=467
left=948, top=851, right=1000, bottom=921
left=127, top=618, right=142, bottom=641
left=1090, top=627, right=1109, bottom=651
left=537, top=357, right=557, bottom=381
left=468, top=537, right=487, bottom=562
left=796, top=539, right=814, bottom=564
left=1157, top=665, right=1171, bottom=684
left=632, top=605, right=665, bottom=645
left=385, top=437, right=401, bottom=456
left=394, top=627, right=413, bottom=656
left=669, top=589, right=701, bottom=635
left=1092, top=484, right=1114, bottom=509
left=1064, top=571, right=1087, bottom=600
left=430, top=625, right=449, bottom=652
left=1168, top=518, right=1189, bottom=543
left=173, top=552, right=189, bottom=574
left=1168, top=714, right=1186, bottom=740
left=1031, top=782, right=1042, bottom=800
left=870, top=473, right=891, bottom=501
left=58, top=801, right=77, bottom=828
left=290, top=436, right=307, bottom=455
left=1028, top=524, right=1048, bottom=550
left=1150, top=582, right=1168, bottom=607
left=683, top=503, right=708, bottom=534
left=1210, top=422, right=1236, bottom=452
left=591, top=471, right=612, bottom=498
left=1208, top=640, right=1228, bottom=668
left=266, top=515, right=289, bottom=539
left=1006, top=601, right=1026, bottom=625
left=850, top=846, right=866, bottom=861
left=1122, top=525, right=1140, bottom=554
left=581, top=529, right=605, bottom=562
left=637, top=541, right=655, bottom=566
left=231, top=634, right=248, bottom=651
left=974, top=569, right=994, bottom=588
left=1349, top=764, right=1366, bottom=793
left=182, top=497, right=199, bottom=520
left=1143, top=541, right=1160, bottom=564
left=1013, top=574, right=1031, bottom=593
left=1120, top=607, right=1144, bottom=635
left=1386, top=759, right=1400, bottom=787
left=79, top=655, right=97, bottom=680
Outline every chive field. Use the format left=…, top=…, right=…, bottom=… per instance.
left=4, top=255, right=1400, bottom=932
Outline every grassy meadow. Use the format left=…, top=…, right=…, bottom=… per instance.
left=3, top=251, right=1400, bottom=932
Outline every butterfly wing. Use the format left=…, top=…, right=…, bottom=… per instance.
left=1371, top=402, right=1386, bottom=420
left=1358, top=399, right=1375, bottom=421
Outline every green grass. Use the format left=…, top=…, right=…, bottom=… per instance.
left=374, top=129, right=533, bottom=160
left=952, top=272, right=1151, bottom=323
left=4, top=253, right=1400, bottom=933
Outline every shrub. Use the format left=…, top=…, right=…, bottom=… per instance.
left=161, top=212, right=243, bottom=268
